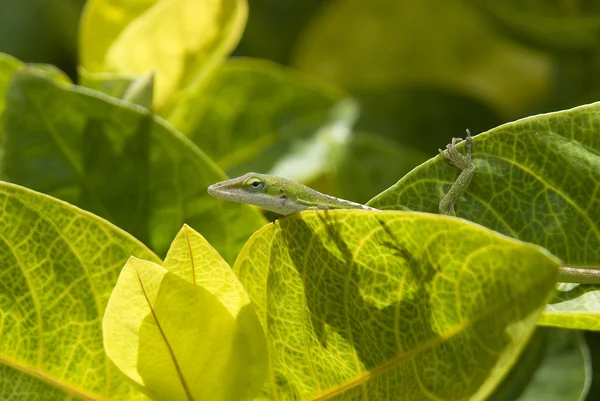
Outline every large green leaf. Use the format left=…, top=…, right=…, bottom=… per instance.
left=0, top=70, right=266, bottom=262
left=0, top=181, right=158, bottom=400
left=104, top=226, right=267, bottom=401
left=234, top=210, right=559, bottom=400
left=291, top=0, right=551, bottom=118
left=164, top=58, right=354, bottom=180
left=80, top=0, right=247, bottom=108
left=368, top=102, right=600, bottom=330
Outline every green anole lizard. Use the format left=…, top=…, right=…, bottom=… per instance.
left=208, top=131, right=600, bottom=284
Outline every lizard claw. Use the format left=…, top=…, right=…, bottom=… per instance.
left=441, top=129, right=473, bottom=170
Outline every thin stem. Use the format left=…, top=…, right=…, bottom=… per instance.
left=558, top=266, right=600, bottom=285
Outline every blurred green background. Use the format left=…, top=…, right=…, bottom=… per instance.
left=2, top=0, right=600, bottom=399
left=3, top=0, right=600, bottom=203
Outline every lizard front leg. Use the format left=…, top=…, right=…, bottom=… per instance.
left=439, top=129, right=476, bottom=216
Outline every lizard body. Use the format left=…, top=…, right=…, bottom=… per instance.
left=208, top=132, right=600, bottom=284
left=208, top=173, right=378, bottom=215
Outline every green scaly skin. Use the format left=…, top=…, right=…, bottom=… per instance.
left=208, top=173, right=378, bottom=216
left=208, top=131, right=600, bottom=284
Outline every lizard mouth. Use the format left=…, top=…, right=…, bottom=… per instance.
left=207, top=183, right=221, bottom=197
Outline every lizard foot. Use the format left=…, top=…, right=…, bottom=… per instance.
left=439, top=129, right=473, bottom=171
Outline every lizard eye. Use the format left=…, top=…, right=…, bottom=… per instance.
left=245, top=178, right=264, bottom=192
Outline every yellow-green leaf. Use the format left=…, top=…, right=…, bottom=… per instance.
left=0, top=181, right=159, bottom=400
left=234, top=210, right=559, bottom=400
left=104, top=225, right=267, bottom=401
left=79, top=0, right=247, bottom=108
left=368, top=102, right=600, bottom=331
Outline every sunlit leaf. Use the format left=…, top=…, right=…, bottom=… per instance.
left=0, top=181, right=158, bottom=400
left=104, top=225, right=267, bottom=401
left=234, top=210, right=559, bottom=400
left=1, top=70, right=266, bottom=262
left=80, top=0, right=247, bottom=108
left=369, top=102, right=600, bottom=330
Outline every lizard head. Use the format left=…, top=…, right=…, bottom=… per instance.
left=207, top=172, right=283, bottom=206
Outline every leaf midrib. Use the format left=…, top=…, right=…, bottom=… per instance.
left=307, top=265, right=555, bottom=400
left=0, top=355, right=105, bottom=401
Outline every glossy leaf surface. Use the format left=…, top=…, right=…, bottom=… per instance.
left=234, top=210, right=559, bottom=400
left=369, top=102, right=600, bottom=330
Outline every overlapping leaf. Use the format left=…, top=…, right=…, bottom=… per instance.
left=0, top=70, right=266, bottom=262
left=0, top=181, right=158, bottom=400
left=0, top=53, right=70, bottom=124
left=163, top=58, right=355, bottom=180
left=80, top=0, right=247, bottom=108
left=104, top=225, right=267, bottom=401
left=234, top=210, right=559, bottom=400
left=368, top=102, right=600, bottom=330
left=78, top=67, right=155, bottom=108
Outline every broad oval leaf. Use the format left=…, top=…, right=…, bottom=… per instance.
left=79, top=0, right=247, bottom=108
left=0, top=70, right=266, bottom=263
left=368, top=102, right=600, bottom=330
left=163, top=58, right=354, bottom=180
left=0, top=181, right=159, bottom=400
left=234, top=210, right=559, bottom=400
left=104, top=225, right=267, bottom=401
